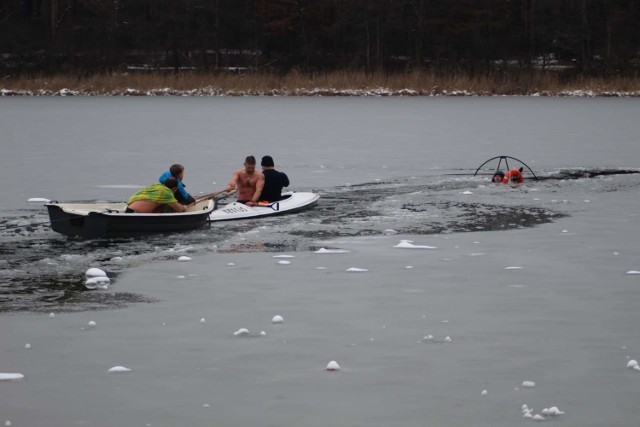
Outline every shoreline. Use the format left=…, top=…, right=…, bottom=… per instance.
left=3, top=71, right=640, bottom=97
left=3, top=87, right=640, bottom=97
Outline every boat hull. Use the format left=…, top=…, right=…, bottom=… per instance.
left=46, top=200, right=214, bottom=239
left=209, top=192, right=319, bottom=222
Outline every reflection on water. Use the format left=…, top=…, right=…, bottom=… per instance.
left=0, top=169, right=638, bottom=313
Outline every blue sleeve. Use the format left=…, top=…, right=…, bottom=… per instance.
left=177, top=181, right=190, bottom=200
left=159, top=171, right=172, bottom=184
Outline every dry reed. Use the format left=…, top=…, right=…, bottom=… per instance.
left=2, top=70, right=640, bottom=95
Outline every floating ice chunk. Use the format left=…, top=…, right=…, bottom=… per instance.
left=521, top=381, right=535, bottom=388
left=28, top=197, right=51, bottom=203
left=227, top=262, right=236, bottom=266
left=260, top=331, right=266, bottom=336
left=481, top=389, right=488, bottom=396
left=85, top=277, right=110, bottom=290
left=626, top=270, right=640, bottom=275
left=405, top=266, right=414, bottom=269
left=110, top=256, right=123, bottom=263
left=394, top=240, right=437, bottom=249
left=469, top=253, right=485, bottom=256
left=271, top=315, right=284, bottom=324
left=384, top=229, right=398, bottom=235
left=200, top=318, right=206, bottom=324
left=461, top=191, right=474, bottom=195
left=548, top=406, right=564, bottom=416
left=85, top=268, right=107, bottom=278
left=178, top=256, right=192, bottom=262
left=273, top=255, right=295, bottom=258
left=49, top=313, right=55, bottom=318
left=88, top=321, right=97, bottom=328
left=25, top=343, right=31, bottom=349
left=505, top=266, right=523, bottom=270
left=176, top=275, right=186, bottom=279
left=634, top=365, right=640, bottom=371
left=233, top=328, right=250, bottom=337
left=107, top=366, right=131, bottom=373
left=326, top=361, right=341, bottom=371
left=562, top=229, right=568, bottom=233
left=423, top=335, right=434, bottom=341
left=541, top=408, right=550, bottom=415
left=315, top=248, right=350, bottom=254
left=278, top=260, right=291, bottom=265
left=532, top=414, right=545, bottom=421
left=444, top=336, right=452, bottom=342
left=627, top=359, right=638, bottom=369
left=346, top=267, right=368, bottom=272
left=522, top=404, right=529, bottom=412
left=0, top=373, right=24, bottom=381
left=316, top=267, right=327, bottom=270
left=523, top=413, right=533, bottom=419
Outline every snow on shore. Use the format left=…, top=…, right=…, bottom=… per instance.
left=2, top=87, right=640, bottom=97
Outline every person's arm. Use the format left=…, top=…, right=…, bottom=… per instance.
left=168, top=202, right=187, bottom=212
left=247, top=174, right=265, bottom=206
left=282, top=172, right=290, bottom=188
left=177, top=181, right=193, bottom=203
left=225, top=171, right=239, bottom=193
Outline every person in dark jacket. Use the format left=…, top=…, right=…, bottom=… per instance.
left=259, top=156, right=290, bottom=202
left=159, top=164, right=195, bottom=205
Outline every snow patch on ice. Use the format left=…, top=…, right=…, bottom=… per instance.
left=0, top=373, right=24, bottom=381
left=315, top=248, right=350, bottom=254
left=394, top=240, right=437, bottom=249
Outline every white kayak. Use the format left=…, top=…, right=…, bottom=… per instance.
left=209, top=192, right=319, bottom=222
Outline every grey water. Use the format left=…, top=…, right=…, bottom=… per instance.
left=1, top=97, right=639, bottom=312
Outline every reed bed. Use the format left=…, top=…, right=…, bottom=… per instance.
left=2, top=70, right=640, bottom=96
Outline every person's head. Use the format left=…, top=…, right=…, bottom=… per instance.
left=492, top=170, right=505, bottom=183
left=170, top=164, right=185, bottom=180
left=261, top=155, right=275, bottom=169
left=164, top=176, right=180, bottom=192
left=244, top=155, right=256, bottom=174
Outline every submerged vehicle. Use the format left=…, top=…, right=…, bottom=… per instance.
left=209, top=192, right=319, bottom=222
left=46, top=199, right=215, bottom=239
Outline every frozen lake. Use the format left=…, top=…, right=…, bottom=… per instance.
left=1, top=97, right=640, bottom=426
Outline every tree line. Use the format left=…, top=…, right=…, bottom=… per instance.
left=2, top=0, right=639, bottom=76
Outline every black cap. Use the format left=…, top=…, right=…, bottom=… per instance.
left=261, top=155, right=274, bottom=167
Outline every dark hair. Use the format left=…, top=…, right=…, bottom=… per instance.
left=170, top=164, right=184, bottom=177
left=244, top=155, right=256, bottom=165
left=164, top=177, right=180, bottom=189
left=261, top=155, right=274, bottom=167
left=493, top=170, right=505, bottom=178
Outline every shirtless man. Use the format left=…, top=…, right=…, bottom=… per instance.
left=224, top=155, right=264, bottom=206
left=126, top=177, right=187, bottom=213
